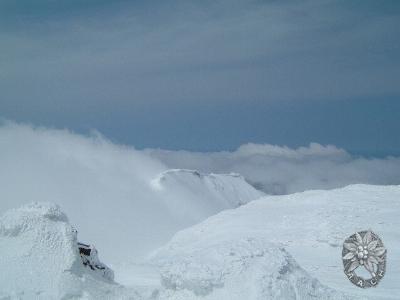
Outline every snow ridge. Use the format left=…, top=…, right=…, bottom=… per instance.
left=150, top=169, right=264, bottom=222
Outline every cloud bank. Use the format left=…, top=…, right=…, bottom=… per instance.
left=1, top=122, right=399, bottom=265
left=2, top=121, right=399, bottom=198
left=146, top=143, right=400, bottom=195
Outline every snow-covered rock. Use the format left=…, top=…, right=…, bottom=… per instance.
left=0, top=202, right=136, bottom=299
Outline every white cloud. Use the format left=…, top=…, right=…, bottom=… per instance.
left=1, top=122, right=399, bottom=264
left=146, top=143, right=400, bottom=195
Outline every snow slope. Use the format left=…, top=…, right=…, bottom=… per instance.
left=114, top=169, right=263, bottom=286
left=0, top=203, right=350, bottom=300
left=151, top=237, right=353, bottom=300
left=1, top=185, right=398, bottom=299
left=0, top=202, right=137, bottom=299
left=150, top=169, right=264, bottom=223
left=150, top=184, right=399, bottom=300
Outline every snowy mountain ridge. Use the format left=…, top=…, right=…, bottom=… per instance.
left=150, top=169, right=264, bottom=219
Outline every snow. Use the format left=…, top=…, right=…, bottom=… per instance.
left=0, top=125, right=399, bottom=299
left=112, top=168, right=263, bottom=285
left=0, top=124, right=263, bottom=266
left=1, top=185, right=399, bottom=299
left=150, top=169, right=264, bottom=223
left=146, top=143, right=400, bottom=195
left=148, top=184, right=399, bottom=300
left=0, top=202, right=137, bottom=299
left=151, top=237, right=353, bottom=300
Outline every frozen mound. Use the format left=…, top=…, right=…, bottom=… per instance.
left=150, top=169, right=264, bottom=222
left=150, top=235, right=353, bottom=300
left=0, top=202, right=136, bottom=299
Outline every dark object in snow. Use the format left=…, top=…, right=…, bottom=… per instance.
left=77, top=242, right=114, bottom=281
left=78, top=242, right=91, bottom=256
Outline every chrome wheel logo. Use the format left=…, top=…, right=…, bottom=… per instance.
left=342, top=230, right=386, bottom=288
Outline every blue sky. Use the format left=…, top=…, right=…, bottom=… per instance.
left=1, top=0, right=399, bottom=155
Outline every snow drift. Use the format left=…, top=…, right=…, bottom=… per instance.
left=151, top=237, right=352, bottom=300
left=0, top=202, right=135, bottom=299
left=0, top=202, right=351, bottom=300
left=1, top=185, right=399, bottom=299
left=149, top=184, right=400, bottom=300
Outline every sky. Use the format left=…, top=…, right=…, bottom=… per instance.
left=1, top=0, right=399, bottom=155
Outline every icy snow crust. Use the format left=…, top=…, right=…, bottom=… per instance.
left=0, top=203, right=136, bottom=299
